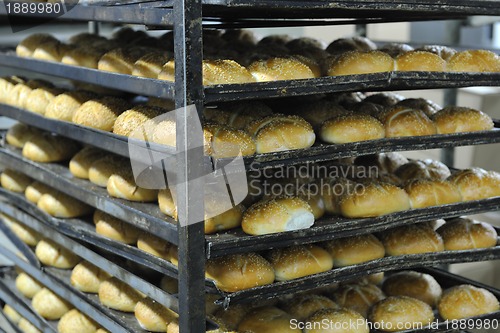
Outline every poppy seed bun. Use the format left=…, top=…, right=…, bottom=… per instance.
left=319, top=114, right=385, bottom=144
left=437, top=217, right=498, bottom=251
left=395, top=51, right=446, bottom=72
left=381, top=223, right=444, bottom=256
left=45, top=90, right=97, bottom=122
left=323, top=234, right=385, bottom=267
left=447, top=50, right=500, bottom=72
left=72, top=97, right=130, bottom=132
left=247, top=57, right=316, bottom=81
left=328, top=51, right=394, bottom=76
left=432, top=106, right=494, bottom=134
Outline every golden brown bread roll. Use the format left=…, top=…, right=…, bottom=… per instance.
left=321, top=178, right=360, bottom=216
left=382, top=271, right=442, bottom=307
left=15, top=272, right=43, bottom=299
left=37, top=190, right=92, bottom=218
left=323, top=234, right=385, bottom=267
left=158, top=189, right=178, bottom=220
left=369, top=296, right=434, bottom=332
left=0, top=76, right=25, bottom=103
left=437, top=217, right=498, bottom=250
left=45, top=90, right=97, bottom=122
left=432, top=106, right=494, bottom=134
left=5, top=83, right=33, bottom=108
left=132, top=52, right=171, bottom=78
left=25, top=181, right=52, bottom=204
left=319, top=114, right=385, bottom=144
left=93, top=210, right=140, bottom=244
left=381, top=223, right=444, bottom=256
left=134, top=298, right=178, bottom=332
left=3, top=304, right=21, bottom=324
left=61, top=45, right=108, bottom=69
left=98, top=47, right=151, bottom=75
left=204, top=124, right=257, bottom=158
left=69, top=147, right=108, bottom=180
left=267, top=245, right=333, bottom=281
left=238, top=307, right=300, bottom=333
left=447, top=50, right=500, bottom=72
left=73, top=97, right=130, bottom=132
left=16, top=34, right=59, bottom=57
left=35, top=238, right=81, bottom=269
left=204, top=102, right=273, bottom=130
left=292, top=55, right=322, bottom=78
left=32, top=288, right=73, bottom=320
left=32, top=40, right=69, bottom=62
left=304, top=308, right=369, bottom=333
left=107, top=167, right=159, bottom=202
left=381, top=105, right=437, bottom=137
left=1, top=169, right=32, bottom=193
left=205, top=253, right=275, bottom=292
left=438, top=285, right=500, bottom=320
left=22, top=132, right=80, bottom=163
left=99, top=278, right=145, bottom=312
left=137, top=232, right=173, bottom=261
left=331, top=283, right=385, bottom=318
left=340, top=182, right=411, bottom=218
left=18, top=318, right=41, bottom=333
left=328, top=50, right=394, bottom=76
left=241, top=197, right=314, bottom=235
left=88, top=155, right=129, bottom=187
left=204, top=197, right=245, bottom=234
left=395, top=51, right=446, bottom=72
left=57, top=309, right=99, bottom=333
left=24, top=87, right=63, bottom=115
left=395, top=98, right=442, bottom=118
left=6, top=123, right=41, bottom=149
left=395, top=159, right=451, bottom=182
left=448, top=168, right=500, bottom=201
left=283, top=294, right=339, bottom=320
left=404, top=179, right=462, bottom=209
left=247, top=57, right=316, bottom=82
left=113, top=105, right=165, bottom=137
left=2, top=213, right=40, bottom=246
left=70, top=261, right=111, bottom=293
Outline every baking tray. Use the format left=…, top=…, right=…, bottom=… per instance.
left=2, top=104, right=500, bottom=173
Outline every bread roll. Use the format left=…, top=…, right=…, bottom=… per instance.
left=93, top=210, right=140, bottom=244
left=304, top=308, right=369, bottom=333
left=437, top=217, right=498, bottom=250
left=22, top=132, right=80, bottom=163
left=98, top=47, right=151, bottom=75
left=204, top=102, right=273, bottom=130
left=320, top=178, right=359, bottom=216
left=24, top=87, right=62, bottom=115
left=246, top=115, right=315, bottom=153
left=283, top=294, right=339, bottom=320
left=98, top=278, right=144, bottom=312
left=61, top=45, right=109, bottom=69
left=267, top=245, right=333, bottom=281
left=137, top=232, right=173, bottom=261
left=204, top=199, right=244, bottom=234
left=205, top=253, right=275, bottom=292
left=3, top=304, right=21, bottom=324
left=395, top=98, right=441, bottom=118
left=134, top=298, right=178, bottom=332
left=415, top=45, right=457, bottom=61
left=57, top=309, right=99, bottom=333
left=447, top=50, right=500, bottom=72
left=113, top=105, right=165, bottom=137
left=395, top=159, right=451, bottom=182
left=404, top=179, right=462, bottom=209
left=69, top=147, right=108, bottom=179
left=204, top=124, right=257, bottom=158
left=381, top=106, right=437, bottom=138
left=45, top=90, right=96, bottom=121
left=238, top=307, right=300, bottom=333
left=1, top=169, right=32, bottom=193
left=15, top=272, right=43, bottom=299
left=18, top=318, right=41, bottom=333
left=32, top=288, right=73, bottom=320
left=73, top=97, right=130, bottom=132
left=288, top=100, right=348, bottom=130
left=5, top=215, right=40, bottom=246
left=25, top=181, right=52, bottom=204
left=241, top=197, right=314, bottom=235
left=448, top=168, right=500, bottom=201
left=292, top=55, right=322, bottom=78
left=70, top=261, right=111, bottom=293
left=37, top=190, right=92, bottom=218
left=369, top=296, right=434, bottom=332
left=6, top=123, right=42, bottom=149
left=323, top=234, right=385, bottom=267
left=395, top=51, right=446, bottom=71
left=438, top=285, right=500, bottom=320
left=0, top=76, right=25, bottom=103
left=16, top=34, right=59, bottom=57
left=363, top=92, right=405, bottom=107
left=247, top=57, right=316, bottom=81
left=331, top=283, right=384, bottom=318
left=88, top=155, right=129, bottom=187
left=132, top=52, right=170, bottom=78
left=378, top=42, right=414, bottom=58
left=158, top=189, right=177, bottom=220
left=326, top=36, right=377, bottom=54
left=5, top=83, right=33, bottom=108
left=319, top=114, right=385, bottom=144
left=381, top=223, right=444, bottom=256
left=382, top=271, right=442, bottom=307
left=160, top=275, right=179, bottom=294
left=354, top=152, right=409, bottom=175
left=340, top=182, right=410, bottom=218
left=32, top=41, right=69, bottom=62
left=35, top=239, right=80, bottom=269
left=432, top=106, right=494, bottom=134
left=328, top=51, right=394, bottom=76
left=107, top=167, right=159, bottom=202
left=159, top=59, right=255, bottom=85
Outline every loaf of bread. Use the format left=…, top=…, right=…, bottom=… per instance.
left=113, top=105, right=165, bottom=137
left=448, top=168, right=500, bottom=201
left=25, top=181, right=52, bottom=204
left=238, top=307, right=300, bottom=333
left=369, top=296, right=434, bottom=332
left=282, top=294, right=338, bottom=321
left=247, top=57, right=316, bottom=82
left=18, top=318, right=41, bottom=333
left=98, top=277, right=144, bottom=312
left=22, top=132, right=80, bottom=163
left=32, top=288, right=73, bottom=320
left=57, top=309, right=99, bottom=333
left=37, top=190, right=92, bottom=218
left=340, top=182, right=411, bottom=218
left=331, top=283, right=385, bottom=318
left=35, top=239, right=81, bottom=269
left=204, top=198, right=245, bottom=234
left=323, top=234, right=385, bottom=267
left=24, top=87, right=63, bottom=115
left=395, top=51, right=446, bottom=71
left=107, top=166, right=158, bottom=202
left=305, top=308, right=369, bottom=333
left=447, top=50, right=500, bottom=72
left=6, top=123, right=41, bottom=149
left=45, top=90, right=97, bottom=122
left=32, top=40, right=69, bottom=62
left=432, top=106, right=494, bottom=134
left=382, top=271, right=442, bottom=307
left=15, top=272, right=43, bottom=299
left=204, top=123, right=257, bottom=158
left=93, top=210, right=140, bottom=244
left=3, top=214, right=40, bottom=246
left=438, top=285, right=500, bottom=320
left=241, top=197, right=314, bottom=235
left=320, top=114, right=385, bottom=144
left=98, top=47, right=151, bottom=75
left=70, top=261, right=111, bottom=294
left=267, top=245, right=333, bottom=281
left=205, top=253, right=275, bottom=292
left=134, top=298, right=178, bottom=332
left=0, top=76, right=25, bottom=103
left=395, top=159, right=451, bottom=182
left=437, top=217, right=498, bottom=250
left=1, top=169, right=32, bottom=193
left=5, top=83, right=34, bottom=108
left=132, top=52, right=171, bottom=78
left=381, top=223, right=444, bottom=256
left=69, top=147, right=108, bottom=180
left=381, top=105, right=437, bottom=137
left=137, top=232, right=173, bottom=261
left=61, top=45, right=109, bottom=69
left=404, top=179, right=462, bottom=209
left=3, top=304, right=21, bottom=324
left=328, top=50, right=395, bottom=76
left=16, top=34, right=59, bottom=57
left=73, top=97, right=130, bottom=132
left=88, top=154, right=129, bottom=187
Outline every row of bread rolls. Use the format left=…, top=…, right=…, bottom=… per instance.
left=3, top=303, right=43, bottom=333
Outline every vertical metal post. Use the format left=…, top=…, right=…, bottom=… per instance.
left=174, top=0, right=206, bottom=332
